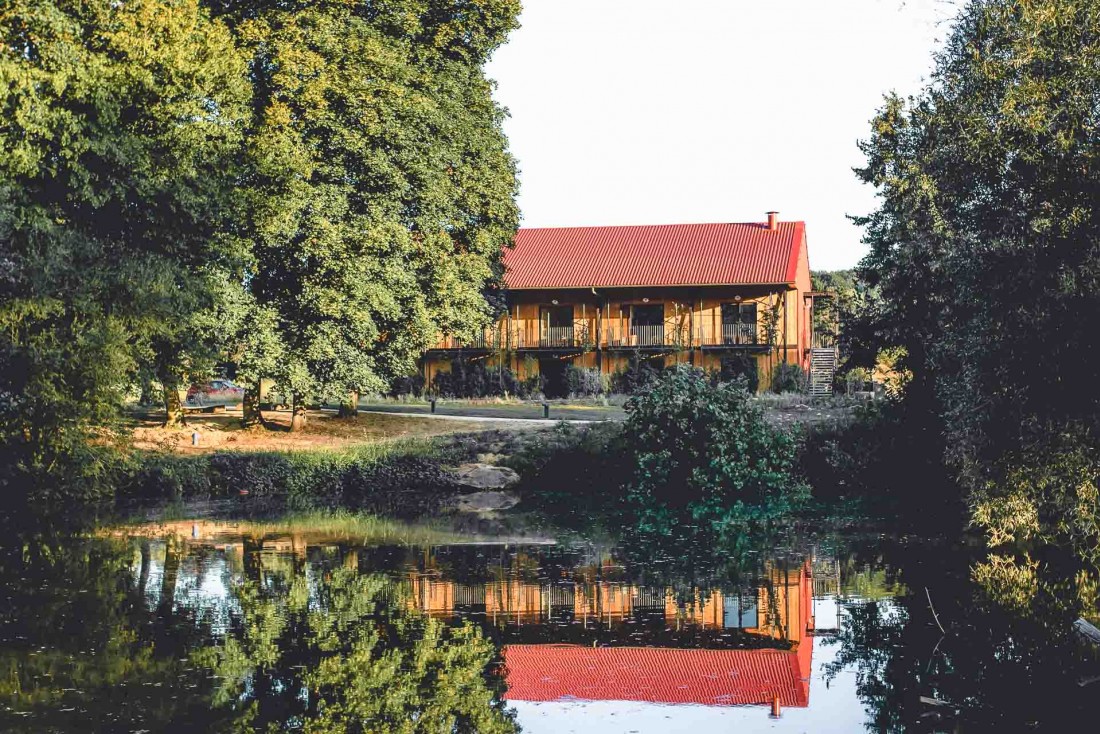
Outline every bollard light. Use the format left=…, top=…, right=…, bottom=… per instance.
left=542, top=402, right=550, bottom=419
left=191, top=431, right=200, bottom=447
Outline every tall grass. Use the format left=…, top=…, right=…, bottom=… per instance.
left=105, top=509, right=470, bottom=546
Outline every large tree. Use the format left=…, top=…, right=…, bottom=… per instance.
left=0, top=0, right=250, bottom=499
left=853, top=0, right=1100, bottom=549
left=214, top=0, right=521, bottom=427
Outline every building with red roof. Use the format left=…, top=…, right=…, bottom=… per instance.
left=425, top=213, right=817, bottom=395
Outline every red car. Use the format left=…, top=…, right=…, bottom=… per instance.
left=185, top=379, right=245, bottom=410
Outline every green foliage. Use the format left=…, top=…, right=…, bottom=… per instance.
left=852, top=0, right=1100, bottom=553
left=970, top=437, right=1100, bottom=563
left=609, top=355, right=664, bottom=394
left=389, top=372, right=428, bottom=397
left=0, top=0, right=250, bottom=502
left=121, top=442, right=459, bottom=517
left=714, top=354, right=759, bottom=393
left=799, top=398, right=956, bottom=518
left=768, top=363, right=808, bottom=394
left=197, top=569, right=516, bottom=733
left=218, top=0, right=521, bottom=405
left=810, top=269, right=869, bottom=360
left=432, top=359, right=542, bottom=398
left=622, top=367, right=808, bottom=536
left=564, top=365, right=607, bottom=397
left=0, top=0, right=523, bottom=497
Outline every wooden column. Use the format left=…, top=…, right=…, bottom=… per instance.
left=595, top=300, right=603, bottom=373
left=782, top=288, right=789, bottom=364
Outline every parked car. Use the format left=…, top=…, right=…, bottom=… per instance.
left=185, top=379, right=245, bottom=412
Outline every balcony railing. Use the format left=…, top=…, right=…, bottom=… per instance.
left=433, top=327, right=524, bottom=351
left=716, top=322, right=759, bottom=346
left=433, top=321, right=773, bottom=351
left=539, top=326, right=575, bottom=348
left=603, top=324, right=695, bottom=348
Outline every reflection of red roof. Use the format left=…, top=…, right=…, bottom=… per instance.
left=503, top=222, right=806, bottom=290
left=503, top=641, right=813, bottom=707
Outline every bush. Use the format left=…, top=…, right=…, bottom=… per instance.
left=610, top=356, right=664, bottom=394
left=623, top=366, right=808, bottom=535
left=713, top=354, right=759, bottom=393
left=565, top=366, right=607, bottom=397
left=769, top=363, right=808, bottom=394
left=431, top=359, right=542, bottom=399
left=970, top=436, right=1100, bottom=562
left=388, top=373, right=426, bottom=397
left=117, top=442, right=461, bottom=518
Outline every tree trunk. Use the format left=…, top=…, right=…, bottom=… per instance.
left=289, top=393, right=307, bottom=432
left=163, top=380, right=186, bottom=428
left=139, top=375, right=156, bottom=407
left=242, top=379, right=262, bottom=428
left=338, top=390, right=359, bottom=418
left=157, top=537, right=181, bottom=620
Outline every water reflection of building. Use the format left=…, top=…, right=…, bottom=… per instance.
left=122, top=522, right=817, bottom=712
left=408, top=561, right=815, bottom=709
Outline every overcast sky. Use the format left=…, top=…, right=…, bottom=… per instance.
left=485, top=0, right=959, bottom=271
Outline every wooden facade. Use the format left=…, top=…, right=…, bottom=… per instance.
left=423, top=218, right=816, bottom=394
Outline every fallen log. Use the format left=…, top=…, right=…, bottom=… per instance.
left=1073, top=618, right=1100, bottom=646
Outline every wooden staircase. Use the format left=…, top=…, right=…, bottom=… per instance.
left=809, top=348, right=838, bottom=397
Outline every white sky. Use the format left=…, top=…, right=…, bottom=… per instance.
left=486, top=0, right=959, bottom=271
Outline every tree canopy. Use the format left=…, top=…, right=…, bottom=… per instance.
left=218, top=0, right=520, bottom=415
left=0, top=0, right=521, bottom=496
left=852, top=0, right=1100, bottom=550
left=0, top=0, right=251, bottom=498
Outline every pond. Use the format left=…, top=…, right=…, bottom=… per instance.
left=1, top=511, right=1099, bottom=732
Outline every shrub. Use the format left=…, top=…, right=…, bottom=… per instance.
left=769, top=363, right=808, bottom=394
left=431, top=359, right=543, bottom=399
left=713, top=354, right=759, bottom=393
left=970, top=437, right=1100, bottom=563
left=610, top=356, right=664, bottom=394
left=565, top=366, right=607, bottom=397
left=389, top=373, right=426, bottom=397
left=623, top=366, right=808, bottom=535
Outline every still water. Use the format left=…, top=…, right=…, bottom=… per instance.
left=2, top=515, right=1099, bottom=732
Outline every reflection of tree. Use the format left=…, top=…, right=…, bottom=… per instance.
left=823, top=600, right=909, bottom=732
left=0, top=535, right=515, bottom=733
left=824, top=541, right=1100, bottom=732
left=198, top=567, right=517, bottom=733
left=0, top=534, right=224, bottom=732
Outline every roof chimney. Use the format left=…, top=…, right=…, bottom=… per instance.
left=766, top=211, right=779, bottom=231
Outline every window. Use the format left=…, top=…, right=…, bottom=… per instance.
left=720, top=303, right=757, bottom=344
left=540, top=305, right=574, bottom=346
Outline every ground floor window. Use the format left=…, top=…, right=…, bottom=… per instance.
left=718, top=353, right=759, bottom=392
left=538, top=356, right=572, bottom=398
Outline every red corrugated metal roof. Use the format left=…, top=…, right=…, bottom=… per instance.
left=503, top=222, right=806, bottom=290
left=502, top=642, right=813, bottom=707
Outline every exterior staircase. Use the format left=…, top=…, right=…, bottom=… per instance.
left=809, top=347, right=838, bottom=397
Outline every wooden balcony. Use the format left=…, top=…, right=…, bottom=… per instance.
left=431, top=321, right=767, bottom=352
left=430, top=326, right=522, bottom=352
left=696, top=323, right=761, bottom=348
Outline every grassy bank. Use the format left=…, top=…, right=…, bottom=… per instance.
left=120, top=438, right=457, bottom=517
left=104, top=510, right=475, bottom=547
left=117, top=429, right=540, bottom=518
